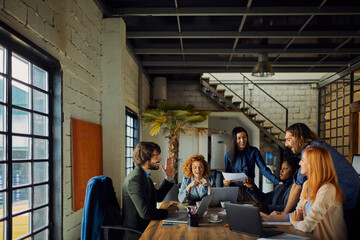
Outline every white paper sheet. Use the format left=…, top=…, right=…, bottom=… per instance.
left=218, top=209, right=226, bottom=215
left=262, top=222, right=291, bottom=226
left=258, top=233, right=309, bottom=239
left=222, top=172, right=247, bottom=182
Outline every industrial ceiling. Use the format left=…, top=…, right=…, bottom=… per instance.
left=96, top=0, right=360, bottom=81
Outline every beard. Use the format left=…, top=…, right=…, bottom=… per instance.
left=148, top=161, right=159, bottom=170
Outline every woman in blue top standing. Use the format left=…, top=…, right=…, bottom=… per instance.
left=223, top=127, right=279, bottom=200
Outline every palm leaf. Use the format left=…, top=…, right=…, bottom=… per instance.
left=150, top=124, right=161, bottom=136
left=184, top=115, right=207, bottom=123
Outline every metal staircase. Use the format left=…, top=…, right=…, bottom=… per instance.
left=200, top=73, right=288, bottom=149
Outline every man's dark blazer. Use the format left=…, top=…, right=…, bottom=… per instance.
left=122, top=165, right=174, bottom=232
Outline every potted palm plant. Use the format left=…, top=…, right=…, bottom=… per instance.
left=143, top=101, right=210, bottom=182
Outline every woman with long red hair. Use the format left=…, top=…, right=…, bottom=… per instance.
left=262, top=146, right=346, bottom=239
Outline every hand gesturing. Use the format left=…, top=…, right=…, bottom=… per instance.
left=161, top=157, right=175, bottom=180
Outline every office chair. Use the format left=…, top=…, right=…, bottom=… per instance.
left=210, top=170, right=223, bottom=187
left=81, top=176, right=142, bottom=240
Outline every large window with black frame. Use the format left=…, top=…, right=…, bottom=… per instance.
left=125, top=108, right=138, bottom=176
left=0, top=38, right=55, bottom=239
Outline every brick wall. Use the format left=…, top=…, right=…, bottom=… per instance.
left=1, top=0, right=103, bottom=238
left=224, top=83, right=318, bottom=132
left=0, top=1, right=149, bottom=239
left=125, top=50, right=140, bottom=113
left=166, top=80, right=318, bottom=133
left=167, top=79, right=224, bottom=111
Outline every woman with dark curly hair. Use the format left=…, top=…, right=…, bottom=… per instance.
left=244, top=156, right=300, bottom=214
left=178, top=154, right=213, bottom=203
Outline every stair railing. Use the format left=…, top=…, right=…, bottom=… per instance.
left=208, top=73, right=288, bottom=133
left=239, top=73, right=289, bottom=130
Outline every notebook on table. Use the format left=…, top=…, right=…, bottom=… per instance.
left=225, top=203, right=283, bottom=238
left=208, top=187, right=238, bottom=207
left=163, top=195, right=213, bottom=223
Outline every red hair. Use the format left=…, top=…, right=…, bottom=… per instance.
left=301, top=146, right=343, bottom=204
left=182, top=154, right=210, bottom=178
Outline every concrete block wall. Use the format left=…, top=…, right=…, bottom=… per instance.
left=167, top=79, right=224, bottom=111
left=167, top=80, right=317, bottom=133
left=222, top=83, right=318, bottom=133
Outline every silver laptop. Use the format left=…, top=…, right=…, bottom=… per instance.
left=225, top=203, right=283, bottom=237
left=208, top=187, right=238, bottom=207
left=163, top=195, right=213, bottom=223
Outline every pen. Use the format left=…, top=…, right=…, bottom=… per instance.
left=162, top=223, right=179, bottom=226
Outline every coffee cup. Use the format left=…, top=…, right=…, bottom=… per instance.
left=220, top=201, right=230, bottom=208
left=209, top=214, right=219, bottom=221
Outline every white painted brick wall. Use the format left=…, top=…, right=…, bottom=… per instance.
left=142, top=72, right=151, bottom=112
left=224, top=83, right=318, bottom=132
left=125, top=50, right=140, bottom=113
left=0, top=0, right=105, bottom=239
left=4, top=0, right=27, bottom=24
left=168, top=80, right=318, bottom=133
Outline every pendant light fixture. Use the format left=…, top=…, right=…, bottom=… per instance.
left=251, top=53, right=275, bottom=77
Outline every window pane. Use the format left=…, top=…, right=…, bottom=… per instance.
left=0, top=192, right=4, bottom=218
left=12, top=81, right=31, bottom=109
left=33, top=114, right=48, bottom=136
left=33, top=90, right=48, bottom=114
left=0, top=134, right=5, bottom=161
left=0, top=45, right=5, bottom=74
left=11, top=54, right=29, bottom=84
left=0, top=221, right=6, bottom=240
left=33, top=139, right=48, bottom=160
left=12, top=136, right=31, bottom=160
left=0, top=164, right=6, bottom=190
left=12, top=187, right=31, bottom=214
left=33, top=229, right=48, bottom=240
left=34, top=162, right=48, bottom=183
left=0, top=105, right=6, bottom=131
left=12, top=109, right=31, bottom=134
left=13, top=162, right=31, bottom=187
left=33, top=207, right=48, bottom=231
left=0, top=76, right=5, bottom=103
left=33, top=65, right=48, bottom=91
left=34, top=184, right=48, bottom=207
left=12, top=212, right=30, bottom=239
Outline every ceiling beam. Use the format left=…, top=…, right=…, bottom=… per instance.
left=135, top=48, right=360, bottom=55
left=319, top=60, right=360, bottom=87
left=141, top=61, right=348, bottom=67
left=127, top=31, right=360, bottom=39
left=110, top=7, right=360, bottom=17
left=146, top=67, right=343, bottom=74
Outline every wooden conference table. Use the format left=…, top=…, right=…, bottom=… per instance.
left=139, top=201, right=314, bottom=240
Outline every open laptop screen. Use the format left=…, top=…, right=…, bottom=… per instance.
left=209, top=187, right=238, bottom=207
left=352, top=154, right=360, bottom=175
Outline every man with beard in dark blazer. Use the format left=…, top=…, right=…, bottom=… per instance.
left=122, top=142, right=178, bottom=238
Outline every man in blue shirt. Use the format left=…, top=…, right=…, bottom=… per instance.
left=281, top=123, right=360, bottom=239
